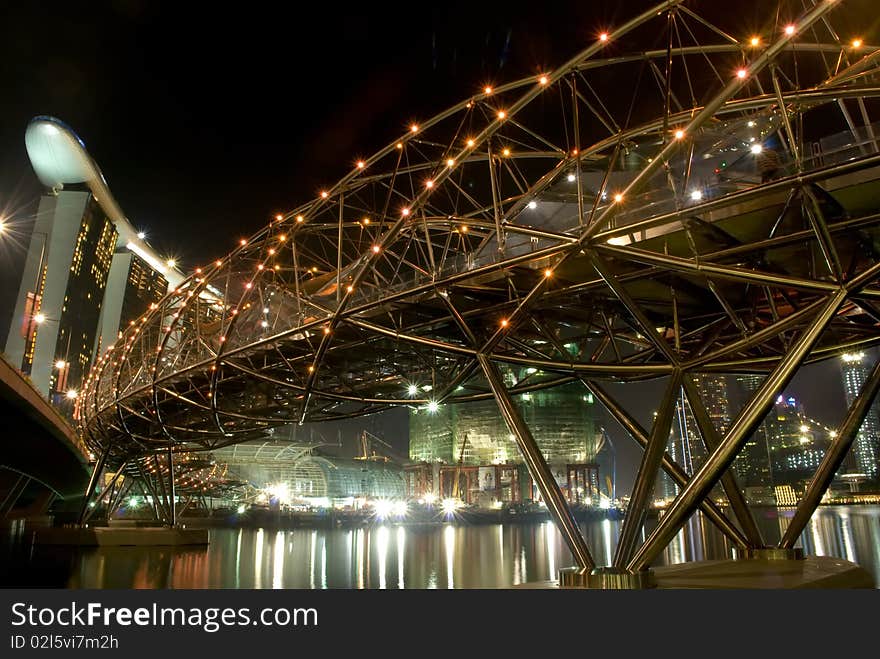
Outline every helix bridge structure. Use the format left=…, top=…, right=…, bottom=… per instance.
left=77, top=0, right=880, bottom=581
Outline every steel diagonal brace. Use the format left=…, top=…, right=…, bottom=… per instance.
left=627, top=262, right=880, bottom=571
left=612, top=371, right=681, bottom=567
left=680, top=375, right=763, bottom=547
left=780, top=355, right=880, bottom=548
left=478, top=353, right=594, bottom=570
left=584, top=380, right=747, bottom=548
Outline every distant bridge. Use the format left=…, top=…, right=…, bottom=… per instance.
left=0, top=352, right=89, bottom=514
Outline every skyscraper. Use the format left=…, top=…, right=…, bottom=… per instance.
left=4, top=116, right=181, bottom=401
left=732, top=374, right=774, bottom=498
left=661, top=374, right=730, bottom=500
left=840, top=352, right=880, bottom=481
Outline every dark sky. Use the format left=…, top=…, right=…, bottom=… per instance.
left=0, top=1, right=860, bottom=491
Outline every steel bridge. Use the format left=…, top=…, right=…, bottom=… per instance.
left=78, top=0, right=880, bottom=581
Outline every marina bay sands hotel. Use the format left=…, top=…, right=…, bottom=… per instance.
left=5, top=116, right=183, bottom=405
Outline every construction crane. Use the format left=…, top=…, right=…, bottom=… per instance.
left=355, top=430, right=405, bottom=463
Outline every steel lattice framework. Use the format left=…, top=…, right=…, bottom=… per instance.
left=78, top=0, right=880, bottom=575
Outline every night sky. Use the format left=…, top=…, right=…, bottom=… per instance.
left=0, top=1, right=866, bottom=492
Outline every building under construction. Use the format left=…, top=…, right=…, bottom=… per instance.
left=407, top=380, right=607, bottom=505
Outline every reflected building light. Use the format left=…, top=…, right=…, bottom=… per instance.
left=309, top=531, right=317, bottom=590
left=839, top=512, right=856, bottom=562
left=810, top=516, right=826, bottom=557
left=254, top=528, right=264, bottom=589
left=273, top=530, right=284, bottom=589
left=397, top=527, right=405, bottom=590
left=444, top=524, right=455, bottom=590
left=377, top=525, right=389, bottom=590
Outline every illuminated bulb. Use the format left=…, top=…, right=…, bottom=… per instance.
left=674, top=129, right=685, bottom=140
left=396, top=142, right=403, bottom=149
left=446, top=158, right=455, bottom=167
left=852, top=38, right=862, bottom=48
left=240, top=239, right=247, bottom=246
left=261, top=320, right=269, bottom=328
left=402, top=208, right=410, bottom=216
left=372, top=245, right=381, bottom=253
left=216, top=260, right=222, bottom=266
left=34, top=313, right=46, bottom=324
left=750, top=36, right=760, bottom=47
left=323, top=327, right=331, bottom=335
left=466, top=138, right=475, bottom=147
left=356, top=160, right=365, bottom=169
left=296, top=215, right=304, bottom=223
left=425, top=180, right=434, bottom=188
left=528, top=201, right=537, bottom=210
left=410, top=124, right=419, bottom=133
left=567, top=173, right=576, bottom=182
left=257, top=264, right=264, bottom=270
left=544, top=269, right=553, bottom=278
left=196, top=268, right=202, bottom=274
left=279, top=234, right=286, bottom=241
left=502, top=148, right=510, bottom=157
left=497, top=110, right=506, bottom=119
left=268, top=248, right=275, bottom=255
left=484, top=86, right=493, bottom=94
left=320, top=191, right=329, bottom=198
left=346, top=285, right=354, bottom=293
left=427, top=401, right=439, bottom=413
left=785, top=25, right=795, bottom=36
left=539, top=75, right=549, bottom=85
left=55, top=360, right=66, bottom=369
left=275, top=214, right=283, bottom=221
left=690, top=190, right=703, bottom=201
left=263, top=307, right=269, bottom=314
left=407, top=384, right=418, bottom=396
left=599, top=32, right=609, bottom=42
left=613, top=193, right=624, bottom=203
left=245, top=282, right=252, bottom=289
left=460, top=225, right=468, bottom=233
left=736, top=68, right=748, bottom=79
left=66, top=389, right=78, bottom=400
left=500, top=319, right=509, bottom=327
left=751, top=143, right=763, bottom=154
left=137, top=231, right=146, bottom=239
left=308, top=365, right=315, bottom=373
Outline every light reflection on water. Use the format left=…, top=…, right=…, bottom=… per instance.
left=2, top=506, right=878, bottom=588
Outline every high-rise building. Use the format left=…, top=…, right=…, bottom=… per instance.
left=660, top=375, right=730, bottom=500
left=4, top=116, right=182, bottom=402
left=731, top=374, right=774, bottom=499
left=839, top=352, right=880, bottom=481
left=95, top=251, right=168, bottom=356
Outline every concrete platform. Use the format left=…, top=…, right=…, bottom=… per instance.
left=518, top=556, right=875, bottom=589
left=33, top=526, right=209, bottom=546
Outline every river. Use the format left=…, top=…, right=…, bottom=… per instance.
left=1, top=505, right=878, bottom=588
